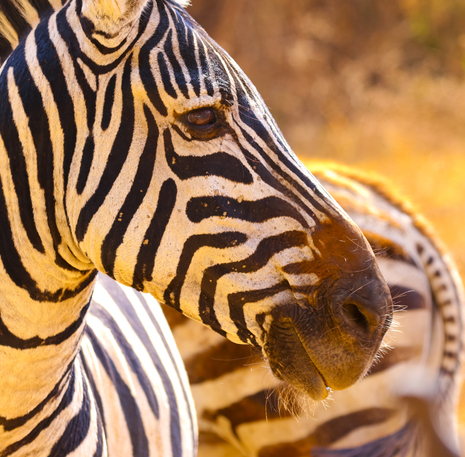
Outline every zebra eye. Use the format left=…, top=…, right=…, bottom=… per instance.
left=180, top=107, right=226, bottom=140
left=186, top=108, right=216, bottom=127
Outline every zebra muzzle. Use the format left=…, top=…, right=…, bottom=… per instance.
left=263, top=275, right=392, bottom=400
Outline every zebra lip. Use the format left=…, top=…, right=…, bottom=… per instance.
left=297, top=339, right=331, bottom=400
left=267, top=324, right=331, bottom=401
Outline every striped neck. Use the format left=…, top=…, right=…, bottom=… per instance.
left=0, top=260, right=96, bottom=408
left=0, top=48, right=97, bottom=426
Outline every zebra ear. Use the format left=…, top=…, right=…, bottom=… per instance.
left=81, top=0, right=150, bottom=35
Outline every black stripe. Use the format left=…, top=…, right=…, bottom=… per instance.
left=101, top=74, right=117, bottom=131
left=0, top=173, right=40, bottom=297
left=100, top=105, right=159, bottom=277
left=39, top=4, right=77, bottom=191
left=74, top=37, right=98, bottom=195
left=35, top=4, right=96, bottom=269
left=163, top=232, right=248, bottom=311
left=89, top=300, right=160, bottom=418
left=48, top=375, right=92, bottom=456
left=163, top=29, right=189, bottom=98
left=0, top=366, right=76, bottom=456
left=80, top=352, right=108, bottom=441
left=186, top=195, right=308, bottom=227
left=185, top=338, right=259, bottom=384
left=204, top=388, right=283, bottom=431
left=13, top=45, right=54, bottom=225
left=132, top=178, right=177, bottom=290
left=139, top=2, right=170, bottom=115
left=77, top=135, right=95, bottom=195
left=28, top=0, right=55, bottom=17
left=311, top=407, right=396, bottom=446
left=0, top=360, right=74, bottom=431
left=158, top=51, right=178, bottom=99
left=0, top=1, right=31, bottom=45
left=0, top=35, right=13, bottom=63
left=229, top=282, right=289, bottom=344
left=198, top=231, right=307, bottom=333
left=86, top=326, right=149, bottom=456
left=0, top=170, right=96, bottom=300
left=79, top=0, right=153, bottom=54
left=164, top=128, right=253, bottom=183
left=69, top=0, right=151, bottom=75
left=282, top=260, right=314, bottom=274
left=170, top=8, right=201, bottom=96
left=224, top=54, right=288, bottom=151
left=12, top=27, right=80, bottom=271
left=80, top=16, right=128, bottom=54
left=170, top=123, right=195, bottom=142
left=98, top=274, right=184, bottom=457
left=389, top=285, right=426, bottom=311
left=0, top=44, right=45, bottom=253
left=224, top=50, right=328, bottom=204
left=369, top=347, right=419, bottom=375
left=91, top=406, right=104, bottom=457
left=197, top=39, right=214, bottom=96
left=138, top=293, right=197, bottom=454
left=237, top=125, right=329, bottom=218
left=0, top=302, right=89, bottom=349
left=205, top=38, right=231, bottom=94
left=309, top=422, right=412, bottom=457
left=76, top=57, right=134, bottom=242
left=224, top=57, right=263, bottom=113
left=234, top=130, right=326, bottom=225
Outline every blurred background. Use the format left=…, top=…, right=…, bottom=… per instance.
left=187, top=0, right=465, bottom=435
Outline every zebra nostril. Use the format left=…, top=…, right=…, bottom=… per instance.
left=341, top=302, right=373, bottom=333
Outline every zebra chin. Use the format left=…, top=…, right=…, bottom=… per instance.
left=262, top=279, right=392, bottom=401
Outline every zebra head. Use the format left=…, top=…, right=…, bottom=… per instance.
left=3, top=0, right=392, bottom=400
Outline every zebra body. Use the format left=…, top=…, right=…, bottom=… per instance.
left=0, top=0, right=394, bottom=454
left=162, top=164, right=464, bottom=457
left=81, top=275, right=196, bottom=457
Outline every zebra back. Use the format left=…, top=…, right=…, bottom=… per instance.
left=162, top=163, right=464, bottom=457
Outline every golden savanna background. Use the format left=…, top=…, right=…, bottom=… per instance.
left=188, top=0, right=465, bottom=438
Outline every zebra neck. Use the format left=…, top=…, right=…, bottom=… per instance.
left=0, top=268, right=96, bottom=430
left=0, top=345, right=96, bottom=455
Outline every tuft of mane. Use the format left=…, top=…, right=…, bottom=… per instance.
left=0, top=0, right=190, bottom=65
left=174, top=0, right=191, bottom=7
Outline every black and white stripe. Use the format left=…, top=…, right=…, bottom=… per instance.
left=0, top=0, right=394, bottom=455
left=163, top=164, right=464, bottom=457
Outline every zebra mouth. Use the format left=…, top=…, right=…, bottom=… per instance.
left=265, top=322, right=331, bottom=401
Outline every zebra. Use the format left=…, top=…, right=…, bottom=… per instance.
left=0, top=0, right=395, bottom=455
left=161, top=163, right=464, bottom=457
